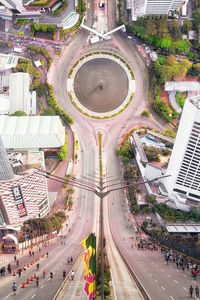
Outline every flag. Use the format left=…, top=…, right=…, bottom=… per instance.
left=80, top=233, right=96, bottom=300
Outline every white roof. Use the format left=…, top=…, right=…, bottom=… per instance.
left=9, top=73, right=31, bottom=115
left=0, top=94, right=10, bottom=114
left=3, top=234, right=18, bottom=244
left=166, top=224, right=200, bottom=233
left=0, top=53, right=18, bottom=71
left=34, top=60, right=42, bottom=68
left=0, top=116, right=65, bottom=149
left=165, top=81, right=200, bottom=92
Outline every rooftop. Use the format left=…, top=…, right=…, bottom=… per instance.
left=165, top=81, right=200, bottom=92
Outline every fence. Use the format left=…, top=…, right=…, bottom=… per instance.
left=141, top=225, right=200, bottom=260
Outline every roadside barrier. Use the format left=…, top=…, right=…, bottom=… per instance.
left=34, top=273, right=37, bottom=279
left=22, top=282, right=26, bottom=288
left=31, top=276, right=34, bottom=281
left=13, top=271, right=16, bottom=276
left=27, top=278, right=31, bottom=284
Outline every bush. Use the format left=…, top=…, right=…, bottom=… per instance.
left=141, top=110, right=150, bottom=117
left=162, top=148, right=171, bottom=156
left=41, top=107, right=55, bottom=116
left=57, top=144, right=67, bottom=161
left=10, top=111, right=28, bottom=116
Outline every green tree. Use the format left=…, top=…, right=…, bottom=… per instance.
left=194, top=8, right=200, bottom=29
left=144, top=146, right=160, bottom=162
left=162, top=128, right=176, bottom=138
left=169, top=20, right=181, bottom=40
left=157, top=19, right=169, bottom=38
left=141, top=110, right=150, bottom=117
left=172, top=64, right=187, bottom=80
left=160, top=37, right=172, bottom=49
left=182, top=19, right=192, bottom=33
left=41, top=107, right=55, bottom=116
left=195, top=63, right=200, bottom=72
left=146, top=18, right=157, bottom=35
left=57, top=144, right=68, bottom=161
left=176, top=39, right=191, bottom=53
left=10, top=111, right=28, bottom=116
left=179, top=59, right=192, bottom=70
left=155, top=65, right=173, bottom=83
left=166, top=54, right=177, bottom=66
left=158, top=55, right=166, bottom=65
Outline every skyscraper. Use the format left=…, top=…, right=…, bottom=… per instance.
left=144, top=0, right=184, bottom=15
left=164, top=96, right=200, bottom=207
left=130, top=0, right=185, bottom=20
left=0, top=0, right=25, bottom=13
left=0, top=135, right=14, bottom=181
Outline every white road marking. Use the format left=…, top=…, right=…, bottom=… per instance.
left=183, top=287, right=188, bottom=291
left=176, top=270, right=179, bottom=272
left=31, top=295, right=36, bottom=299
left=161, top=286, right=166, bottom=291
left=149, top=273, right=152, bottom=277
left=183, top=274, right=187, bottom=277
left=156, top=264, right=159, bottom=267
left=192, top=281, right=196, bottom=284
left=40, top=284, right=44, bottom=289
left=155, top=279, right=158, bottom=283
left=167, top=274, right=171, bottom=277
left=174, top=280, right=178, bottom=284
left=170, top=296, right=175, bottom=300
left=47, top=278, right=50, bottom=281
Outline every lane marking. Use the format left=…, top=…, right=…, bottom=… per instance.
left=31, top=295, right=36, bottom=299
left=192, top=280, right=196, bottom=284
left=176, top=270, right=179, bottom=272
left=183, top=287, right=188, bottom=291
left=167, top=274, right=171, bottom=277
left=174, top=280, right=178, bottom=284
left=47, top=278, right=50, bottom=281
left=170, top=296, right=175, bottom=300
left=161, top=286, right=166, bottom=291
left=40, top=284, right=44, bottom=289
left=155, top=279, right=158, bottom=283
left=183, top=274, right=187, bottom=277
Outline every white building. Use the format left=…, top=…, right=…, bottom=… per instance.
left=9, top=73, right=32, bottom=115
left=0, top=0, right=24, bottom=13
left=0, top=54, right=18, bottom=72
left=0, top=115, right=65, bottom=150
left=163, top=96, right=200, bottom=208
left=130, top=0, right=185, bottom=21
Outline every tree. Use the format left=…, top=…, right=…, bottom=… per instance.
left=157, top=19, right=169, bottom=38
left=162, top=128, right=176, bottom=138
left=144, top=146, right=160, bottom=162
left=41, top=107, right=55, bottom=116
left=194, top=8, right=200, bottom=29
left=172, top=64, right=187, bottom=80
left=158, top=55, right=166, bottom=65
left=176, top=39, right=191, bottom=53
left=10, top=111, right=28, bottom=116
left=169, top=20, right=181, bottom=40
left=166, top=54, right=177, bottom=66
left=141, top=110, right=150, bottom=117
left=146, top=18, right=157, bottom=35
left=195, top=63, right=200, bottom=72
left=160, top=37, right=172, bottom=49
left=182, top=19, right=192, bottom=33
left=57, top=144, right=67, bottom=161
left=155, top=65, right=173, bottom=83
left=179, top=59, right=192, bottom=70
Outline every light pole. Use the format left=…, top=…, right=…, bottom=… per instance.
left=35, top=168, right=170, bottom=300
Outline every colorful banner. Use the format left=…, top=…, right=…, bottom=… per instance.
left=80, top=233, right=96, bottom=300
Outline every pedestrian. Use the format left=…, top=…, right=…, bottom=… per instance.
left=7, top=264, right=11, bottom=274
left=71, top=270, right=75, bottom=280
left=16, top=260, right=19, bottom=267
left=18, top=269, right=21, bottom=278
left=193, top=269, right=197, bottom=280
left=2, top=267, right=6, bottom=276
left=70, top=256, right=73, bottom=264
left=196, top=285, right=199, bottom=298
left=63, top=270, right=66, bottom=279
left=37, top=263, right=39, bottom=271
left=36, top=276, right=39, bottom=287
left=50, top=272, right=53, bottom=280
left=29, top=250, right=32, bottom=256
left=12, top=282, right=17, bottom=295
left=189, top=285, right=193, bottom=298
left=32, top=251, right=34, bottom=256
left=43, top=269, right=46, bottom=278
left=23, top=265, right=26, bottom=272
left=46, top=252, right=48, bottom=258
left=39, top=247, right=41, bottom=252
left=68, top=257, right=70, bottom=264
left=14, top=255, right=16, bottom=262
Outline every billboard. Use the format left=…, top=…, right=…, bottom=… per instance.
left=11, top=186, right=27, bottom=217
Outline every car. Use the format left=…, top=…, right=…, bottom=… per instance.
left=127, top=36, right=132, bottom=39
left=133, top=38, right=138, bottom=41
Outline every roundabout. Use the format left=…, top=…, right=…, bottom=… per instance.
left=67, top=52, right=135, bottom=118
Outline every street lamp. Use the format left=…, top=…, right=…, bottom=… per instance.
left=35, top=168, right=170, bottom=300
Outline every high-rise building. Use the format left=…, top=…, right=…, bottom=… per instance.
left=163, top=96, right=200, bottom=207
left=0, top=136, right=14, bottom=180
left=130, top=0, right=185, bottom=21
left=0, top=0, right=25, bottom=13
